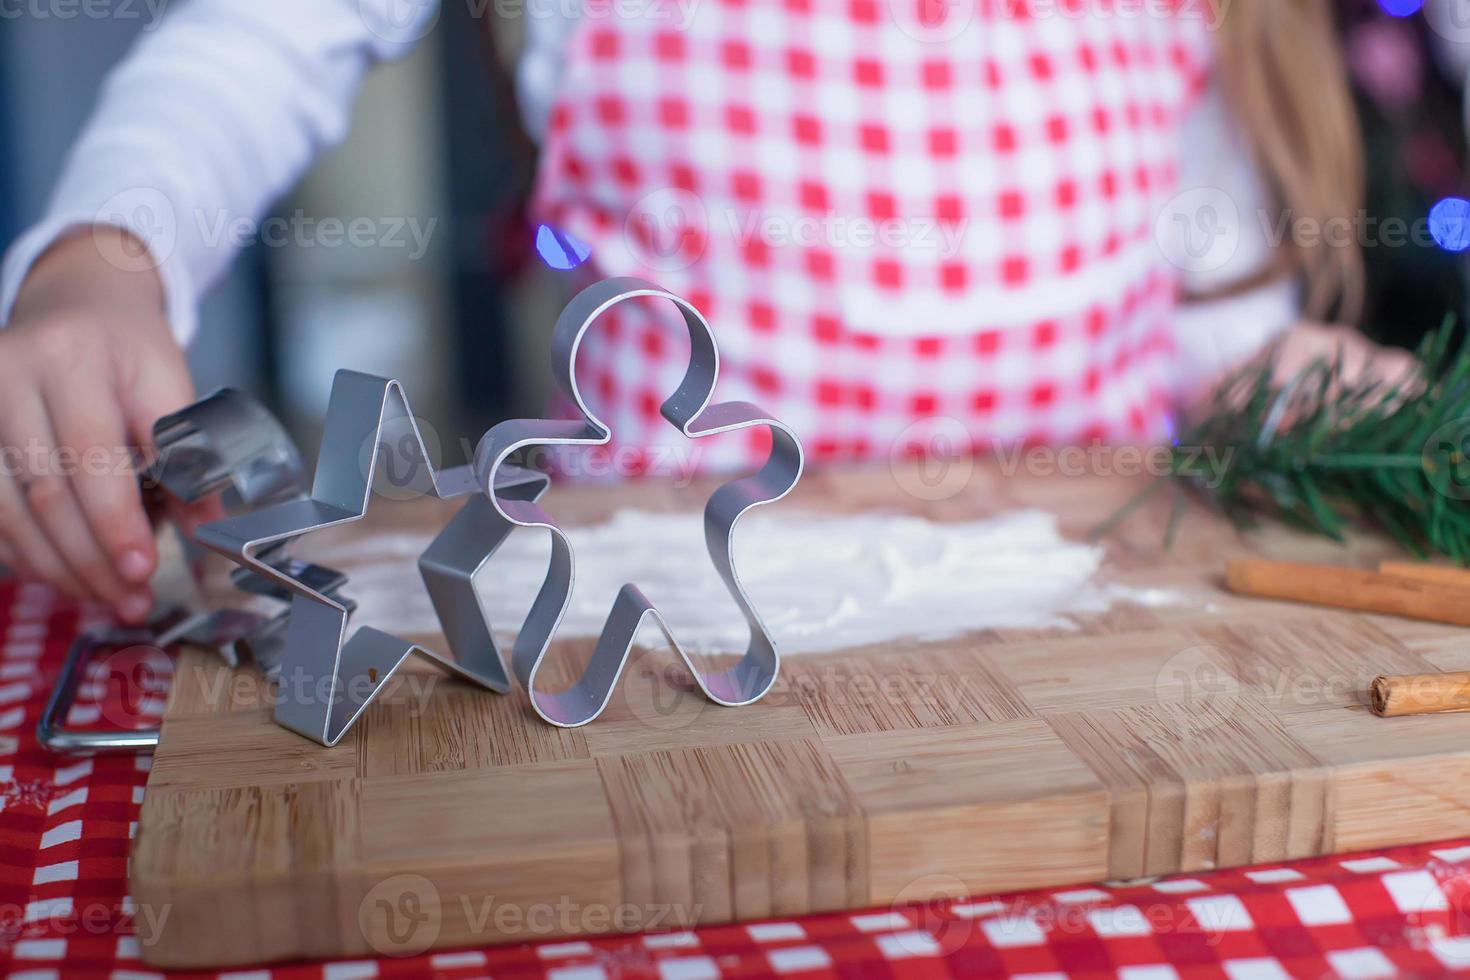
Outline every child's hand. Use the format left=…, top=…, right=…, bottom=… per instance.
left=0, top=228, right=202, bottom=623
left=1269, top=321, right=1418, bottom=390
left=1184, top=321, right=1418, bottom=427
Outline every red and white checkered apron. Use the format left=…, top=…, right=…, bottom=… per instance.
left=531, top=0, right=1214, bottom=470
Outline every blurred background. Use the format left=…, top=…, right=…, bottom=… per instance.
left=0, top=2, right=564, bottom=448
left=1346, top=0, right=1470, bottom=347
left=1, top=0, right=1469, bottom=441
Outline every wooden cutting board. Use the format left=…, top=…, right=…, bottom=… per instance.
left=131, top=463, right=1470, bottom=967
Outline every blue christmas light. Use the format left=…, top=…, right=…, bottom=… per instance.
left=1377, top=0, right=1423, bottom=16
left=1430, top=198, right=1470, bottom=253
left=535, top=223, right=592, bottom=270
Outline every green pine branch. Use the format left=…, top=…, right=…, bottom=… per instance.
left=1097, top=316, right=1470, bottom=561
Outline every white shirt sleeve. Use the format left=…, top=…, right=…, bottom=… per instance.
left=1163, top=83, right=1300, bottom=398
left=0, top=0, right=440, bottom=344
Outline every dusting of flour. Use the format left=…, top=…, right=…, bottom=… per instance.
left=313, top=510, right=1172, bottom=655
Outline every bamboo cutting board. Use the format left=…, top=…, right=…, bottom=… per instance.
left=131, top=464, right=1470, bottom=967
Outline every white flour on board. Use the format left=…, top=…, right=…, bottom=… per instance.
left=315, top=509, right=1176, bottom=655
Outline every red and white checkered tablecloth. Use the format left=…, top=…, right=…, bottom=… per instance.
left=5, top=576, right=1470, bottom=979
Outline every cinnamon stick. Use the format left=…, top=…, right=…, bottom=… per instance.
left=1224, top=559, right=1470, bottom=627
left=1370, top=672, right=1470, bottom=717
left=1378, top=561, right=1470, bottom=590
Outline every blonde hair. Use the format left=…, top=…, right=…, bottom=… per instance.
left=1209, top=0, right=1365, bottom=321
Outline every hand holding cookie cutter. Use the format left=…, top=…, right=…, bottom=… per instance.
left=38, top=388, right=313, bottom=753
left=473, top=277, right=805, bottom=728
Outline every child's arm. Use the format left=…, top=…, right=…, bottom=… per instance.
left=0, top=0, right=439, bottom=620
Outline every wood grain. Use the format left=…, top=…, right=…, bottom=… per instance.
left=132, top=464, right=1470, bottom=967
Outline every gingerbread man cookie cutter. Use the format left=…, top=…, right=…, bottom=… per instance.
left=472, top=277, right=805, bottom=728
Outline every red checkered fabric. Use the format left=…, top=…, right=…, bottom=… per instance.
left=7, top=580, right=1470, bottom=978
left=531, top=0, right=1214, bottom=471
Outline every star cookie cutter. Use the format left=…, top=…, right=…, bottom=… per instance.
left=196, top=370, right=549, bottom=746
left=473, top=277, right=805, bottom=727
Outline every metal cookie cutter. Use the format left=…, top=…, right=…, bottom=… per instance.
left=38, top=389, right=313, bottom=753
left=150, top=387, right=346, bottom=676
left=196, top=370, right=548, bottom=746
left=474, top=277, right=805, bottom=728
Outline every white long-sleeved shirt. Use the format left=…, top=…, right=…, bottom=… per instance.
left=0, top=0, right=1295, bottom=387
